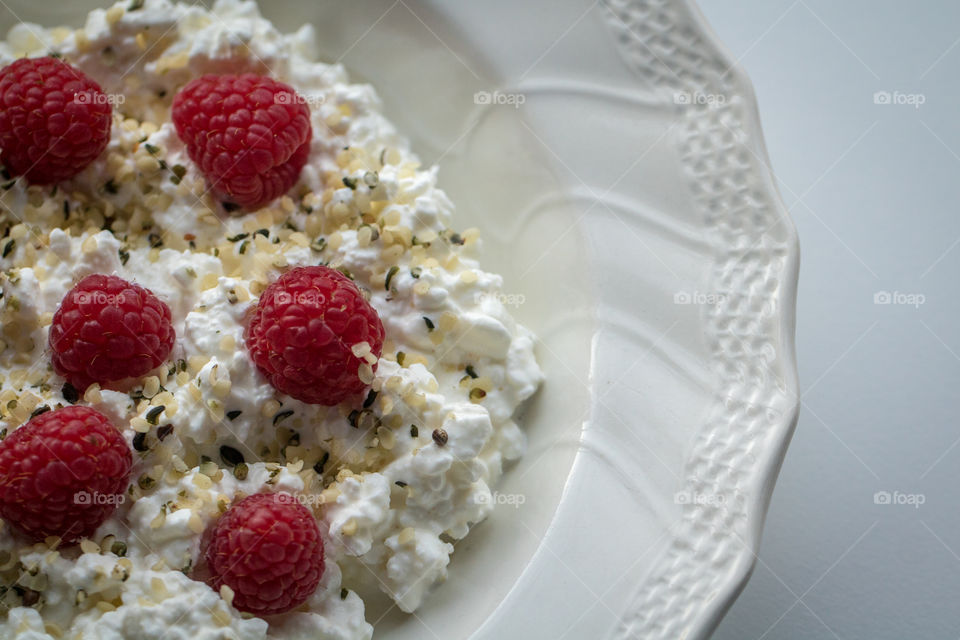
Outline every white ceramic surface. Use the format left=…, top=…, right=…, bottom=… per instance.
left=0, top=1, right=799, bottom=638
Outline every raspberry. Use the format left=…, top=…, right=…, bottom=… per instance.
left=246, top=266, right=385, bottom=405
left=0, top=406, right=131, bottom=543
left=50, top=274, right=175, bottom=390
left=202, top=492, right=324, bottom=615
left=171, top=74, right=312, bottom=210
left=0, top=56, right=112, bottom=184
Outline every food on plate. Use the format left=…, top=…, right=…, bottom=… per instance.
left=0, top=1, right=542, bottom=638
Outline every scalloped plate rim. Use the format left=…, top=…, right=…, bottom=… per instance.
left=679, top=0, right=801, bottom=635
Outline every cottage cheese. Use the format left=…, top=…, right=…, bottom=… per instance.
left=0, top=1, right=542, bottom=638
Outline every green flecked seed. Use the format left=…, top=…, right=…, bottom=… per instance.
left=233, top=463, right=249, bottom=480
left=62, top=383, right=79, bottom=404
left=29, top=405, right=50, bottom=419
left=219, top=445, right=244, bottom=466
left=145, top=405, right=164, bottom=425
left=384, top=265, right=399, bottom=291
left=132, top=432, right=148, bottom=452
left=314, top=451, right=330, bottom=474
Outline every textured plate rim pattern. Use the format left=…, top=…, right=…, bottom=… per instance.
left=600, top=1, right=801, bottom=637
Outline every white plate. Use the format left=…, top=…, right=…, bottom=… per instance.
left=0, top=1, right=800, bottom=638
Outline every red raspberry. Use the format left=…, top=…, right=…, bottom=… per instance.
left=171, top=74, right=312, bottom=210
left=203, top=492, right=324, bottom=615
left=246, top=266, right=384, bottom=405
left=0, top=56, right=112, bottom=184
left=0, top=406, right=131, bottom=543
left=50, top=274, right=175, bottom=391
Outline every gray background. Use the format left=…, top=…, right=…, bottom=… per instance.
left=697, top=1, right=960, bottom=638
